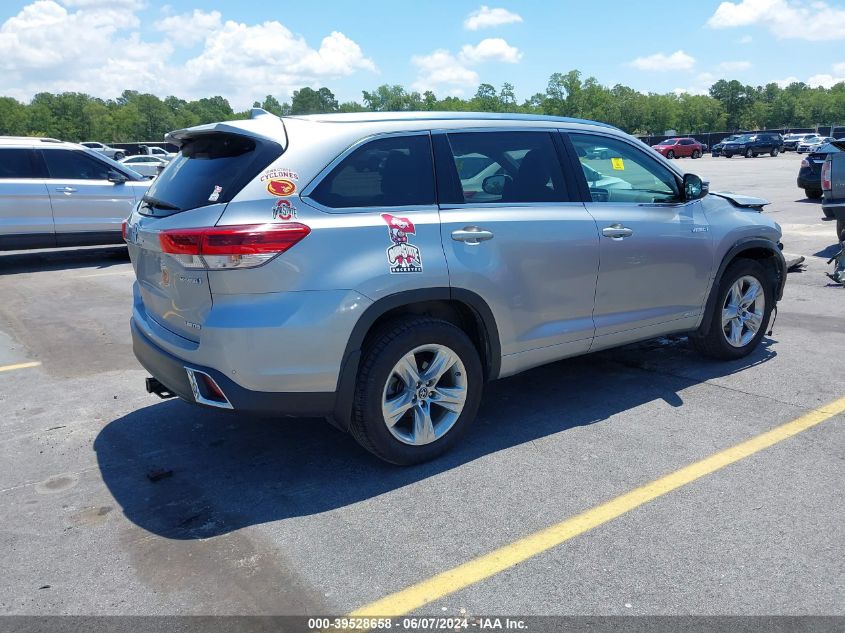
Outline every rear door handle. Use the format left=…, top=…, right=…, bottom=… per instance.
left=602, top=224, right=633, bottom=239
left=55, top=187, right=77, bottom=194
left=452, top=227, right=494, bottom=244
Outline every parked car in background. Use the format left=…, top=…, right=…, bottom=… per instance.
left=797, top=141, right=841, bottom=200
left=0, top=137, right=150, bottom=250
left=120, top=155, right=168, bottom=178
left=80, top=141, right=126, bottom=161
left=822, top=139, right=845, bottom=240
left=125, top=110, right=785, bottom=465
left=797, top=136, right=834, bottom=153
left=711, top=135, right=741, bottom=157
left=651, top=137, right=704, bottom=159
left=137, top=144, right=176, bottom=161
left=783, top=133, right=816, bottom=152
left=722, top=133, right=783, bottom=158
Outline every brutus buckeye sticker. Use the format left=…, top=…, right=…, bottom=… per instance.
left=381, top=213, right=423, bottom=274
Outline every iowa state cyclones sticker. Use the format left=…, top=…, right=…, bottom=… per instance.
left=382, top=213, right=423, bottom=273
left=266, top=178, right=296, bottom=196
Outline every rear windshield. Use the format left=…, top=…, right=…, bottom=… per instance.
left=140, top=132, right=282, bottom=215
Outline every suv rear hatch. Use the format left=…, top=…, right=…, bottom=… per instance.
left=129, top=124, right=285, bottom=342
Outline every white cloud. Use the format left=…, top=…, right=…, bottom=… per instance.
left=0, top=1, right=377, bottom=109
left=718, top=60, right=752, bottom=72
left=833, top=61, right=845, bottom=75
left=774, top=76, right=800, bottom=87
left=412, top=37, right=521, bottom=94
left=629, top=50, right=695, bottom=71
left=807, top=73, right=845, bottom=88
left=464, top=5, right=523, bottom=30
left=739, top=34, right=753, bottom=43
left=459, top=38, right=522, bottom=64
left=155, top=9, right=222, bottom=45
left=707, top=0, right=845, bottom=41
left=411, top=50, right=479, bottom=95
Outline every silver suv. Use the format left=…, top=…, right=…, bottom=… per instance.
left=0, top=137, right=150, bottom=250
left=127, top=111, right=786, bottom=465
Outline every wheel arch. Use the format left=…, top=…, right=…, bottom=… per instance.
left=331, top=287, right=501, bottom=429
left=697, top=238, right=786, bottom=335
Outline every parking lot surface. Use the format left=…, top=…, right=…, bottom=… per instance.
left=1, top=153, right=843, bottom=616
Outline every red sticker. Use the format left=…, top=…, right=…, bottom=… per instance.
left=267, top=179, right=296, bottom=196
left=381, top=213, right=423, bottom=273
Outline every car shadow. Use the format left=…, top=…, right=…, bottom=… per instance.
left=794, top=198, right=822, bottom=204
left=0, top=246, right=129, bottom=275
left=95, top=336, right=776, bottom=540
left=814, top=244, right=841, bottom=258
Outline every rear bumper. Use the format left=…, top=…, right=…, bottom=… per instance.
left=131, top=318, right=335, bottom=417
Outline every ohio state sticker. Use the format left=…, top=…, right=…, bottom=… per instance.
left=382, top=213, right=423, bottom=274
left=272, top=199, right=297, bottom=221
left=267, top=178, right=296, bottom=196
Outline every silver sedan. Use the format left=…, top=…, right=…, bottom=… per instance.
left=119, top=155, right=168, bottom=178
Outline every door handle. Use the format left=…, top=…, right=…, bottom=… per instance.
left=452, top=226, right=494, bottom=244
left=602, top=224, right=633, bottom=239
left=55, top=187, right=77, bottom=194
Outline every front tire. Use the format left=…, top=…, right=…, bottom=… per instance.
left=692, top=150, right=702, bottom=159
left=667, top=150, right=675, bottom=159
left=745, top=148, right=754, bottom=158
left=114, top=151, right=125, bottom=160
left=692, top=259, right=773, bottom=360
left=350, top=317, right=483, bottom=465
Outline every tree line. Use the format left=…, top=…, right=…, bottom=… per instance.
left=0, top=70, right=843, bottom=143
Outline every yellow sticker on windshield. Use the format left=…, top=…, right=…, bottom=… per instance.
left=611, top=157, right=625, bottom=170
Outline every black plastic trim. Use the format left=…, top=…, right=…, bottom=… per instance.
left=132, top=318, right=335, bottom=417
left=331, top=287, right=502, bottom=429
left=0, top=233, right=57, bottom=251
left=697, top=238, right=787, bottom=334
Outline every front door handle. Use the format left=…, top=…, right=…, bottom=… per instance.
left=55, top=187, right=77, bottom=194
left=602, top=224, right=633, bottom=239
left=452, top=226, right=494, bottom=244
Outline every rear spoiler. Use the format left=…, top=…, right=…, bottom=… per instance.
left=165, top=109, right=288, bottom=151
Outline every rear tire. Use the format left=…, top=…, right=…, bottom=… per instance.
left=771, top=148, right=779, bottom=157
left=350, top=317, right=483, bottom=465
left=114, top=151, right=125, bottom=160
left=667, top=150, right=675, bottom=159
left=837, top=218, right=845, bottom=241
left=822, top=207, right=834, bottom=218
left=692, top=259, right=773, bottom=360
left=692, top=150, right=701, bottom=159
left=805, top=188, right=823, bottom=200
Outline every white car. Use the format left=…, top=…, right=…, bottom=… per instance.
left=138, top=145, right=177, bottom=161
left=80, top=141, right=126, bottom=160
left=119, top=155, right=168, bottom=178
left=797, top=136, right=834, bottom=153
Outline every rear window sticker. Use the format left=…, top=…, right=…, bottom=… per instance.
left=208, top=185, right=222, bottom=202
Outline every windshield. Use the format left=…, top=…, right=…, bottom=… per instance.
left=140, top=132, right=282, bottom=214
left=658, top=139, right=677, bottom=145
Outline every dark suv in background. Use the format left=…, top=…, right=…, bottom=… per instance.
left=797, top=141, right=840, bottom=201
left=722, top=133, right=783, bottom=158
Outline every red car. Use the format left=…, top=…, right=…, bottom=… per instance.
left=651, top=137, right=704, bottom=159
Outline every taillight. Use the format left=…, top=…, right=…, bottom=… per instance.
left=159, top=223, right=310, bottom=269
left=121, top=219, right=128, bottom=241
left=822, top=160, right=832, bottom=191
left=800, top=159, right=809, bottom=168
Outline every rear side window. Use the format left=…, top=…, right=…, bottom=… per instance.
left=43, top=150, right=110, bottom=180
left=0, top=148, right=39, bottom=178
left=443, top=131, right=569, bottom=204
left=141, top=133, right=283, bottom=214
left=310, top=135, right=435, bottom=208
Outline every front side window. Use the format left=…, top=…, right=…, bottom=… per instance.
left=43, top=150, right=111, bottom=180
left=569, top=133, right=681, bottom=204
left=310, top=135, right=435, bottom=209
left=0, top=148, right=38, bottom=179
left=444, top=131, right=569, bottom=204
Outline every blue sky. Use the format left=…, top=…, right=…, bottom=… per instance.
left=0, top=0, right=843, bottom=109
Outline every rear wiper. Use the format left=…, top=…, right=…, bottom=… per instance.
left=141, top=195, right=180, bottom=211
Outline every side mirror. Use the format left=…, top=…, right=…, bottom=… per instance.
left=482, top=174, right=508, bottom=195
left=683, top=173, right=707, bottom=200
left=108, top=170, right=127, bottom=184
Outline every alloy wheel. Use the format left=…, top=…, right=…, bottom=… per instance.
left=381, top=344, right=468, bottom=446
left=722, top=275, right=766, bottom=348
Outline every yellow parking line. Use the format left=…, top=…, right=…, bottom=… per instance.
left=350, top=395, right=845, bottom=617
left=0, top=361, right=41, bottom=373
